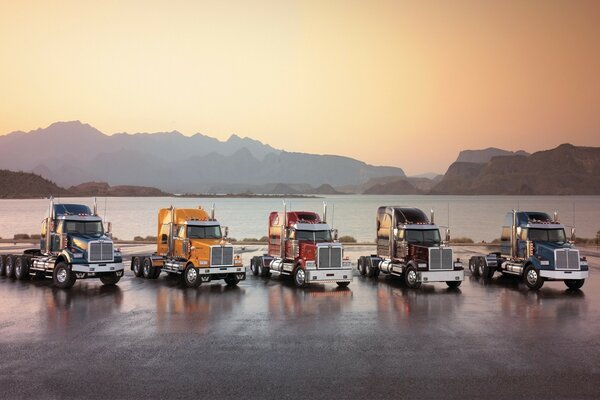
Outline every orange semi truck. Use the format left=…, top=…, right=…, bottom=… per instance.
left=131, top=206, right=245, bottom=287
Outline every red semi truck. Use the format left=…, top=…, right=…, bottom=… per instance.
left=250, top=203, right=352, bottom=288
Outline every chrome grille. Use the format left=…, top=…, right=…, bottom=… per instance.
left=211, top=246, right=234, bottom=266
left=317, top=246, right=342, bottom=268
left=555, top=249, right=580, bottom=270
left=428, top=247, right=453, bottom=270
left=88, top=241, right=114, bottom=262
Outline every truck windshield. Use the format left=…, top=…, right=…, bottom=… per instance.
left=187, top=225, right=222, bottom=239
left=63, top=220, right=104, bottom=236
left=405, top=229, right=441, bottom=245
left=296, top=230, right=332, bottom=242
left=528, top=228, right=566, bottom=243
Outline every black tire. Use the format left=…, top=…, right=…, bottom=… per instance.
left=225, top=274, right=240, bottom=286
left=446, top=280, right=462, bottom=289
left=250, top=257, right=259, bottom=276
left=53, top=262, right=76, bottom=289
left=365, top=258, right=377, bottom=278
left=403, top=265, right=421, bottom=289
left=183, top=264, right=201, bottom=288
left=477, top=258, right=486, bottom=277
left=336, top=281, right=350, bottom=288
left=258, top=259, right=269, bottom=278
left=5, top=255, right=15, bottom=278
left=15, top=256, right=30, bottom=280
left=524, top=265, right=544, bottom=290
left=100, top=272, right=121, bottom=286
left=358, top=257, right=366, bottom=276
left=565, top=279, right=585, bottom=290
left=152, top=267, right=162, bottom=279
left=142, top=257, right=155, bottom=279
left=293, top=267, right=307, bottom=288
left=0, top=255, right=6, bottom=276
left=132, top=257, right=143, bottom=277
left=469, top=258, right=480, bottom=277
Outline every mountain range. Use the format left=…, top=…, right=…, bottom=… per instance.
left=0, top=121, right=405, bottom=192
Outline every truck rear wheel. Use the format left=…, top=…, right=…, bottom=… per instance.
left=53, top=262, right=76, bottom=289
left=250, top=257, right=259, bottom=276
left=183, top=264, right=201, bottom=288
left=0, top=255, right=6, bottom=276
left=142, top=257, right=155, bottom=279
left=524, top=265, right=544, bottom=290
left=5, top=255, right=15, bottom=278
left=293, top=267, right=307, bottom=288
left=132, top=257, right=143, bottom=277
left=404, top=265, right=421, bottom=289
left=225, top=274, right=240, bottom=286
left=258, top=260, right=270, bottom=278
left=365, top=258, right=378, bottom=278
left=469, top=258, right=480, bottom=277
left=565, top=279, right=585, bottom=290
left=100, top=272, right=121, bottom=286
left=14, top=256, right=30, bottom=280
left=357, top=257, right=366, bottom=275
left=446, top=280, right=462, bottom=289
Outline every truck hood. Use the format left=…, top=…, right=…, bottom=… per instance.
left=299, top=241, right=340, bottom=261
left=190, top=238, right=230, bottom=248
left=70, top=234, right=111, bottom=250
left=534, top=241, right=572, bottom=260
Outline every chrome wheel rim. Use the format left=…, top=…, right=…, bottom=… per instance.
left=527, top=269, right=538, bottom=286
left=57, top=268, right=67, bottom=283
left=407, top=270, right=417, bottom=285
left=295, top=269, right=306, bottom=285
left=478, top=264, right=484, bottom=275
left=16, top=263, right=21, bottom=275
left=186, top=267, right=197, bottom=283
left=144, top=264, right=149, bottom=276
left=134, top=260, right=140, bottom=274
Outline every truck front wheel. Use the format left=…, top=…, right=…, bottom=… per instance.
left=336, top=282, right=350, bottom=288
left=446, top=280, right=462, bottom=289
left=53, top=262, right=76, bottom=289
left=293, top=267, right=307, bottom=288
left=524, top=265, right=544, bottom=290
left=183, top=264, right=201, bottom=288
left=565, top=279, right=585, bottom=290
left=224, top=274, right=240, bottom=286
left=15, top=257, right=30, bottom=280
left=404, top=265, right=421, bottom=289
left=100, top=272, right=121, bottom=286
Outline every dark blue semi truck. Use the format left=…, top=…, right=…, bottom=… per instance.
left=469, top=210, right=588, bottom=290
left=0, top=198, right=124, bottom=288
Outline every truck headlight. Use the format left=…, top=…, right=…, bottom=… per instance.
left=305, top=261, right=316, bottom=269
left=540, top=260, right=550, bottom=266
left=199, top=260, right=208, bottom=266
left=72, top=253, right=83, bottom=259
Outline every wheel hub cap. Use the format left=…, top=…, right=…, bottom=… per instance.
left=408, top=270, right=417, bottom=284
left=296, top=269, right=305, bottom=285
left=187, top=268, right=197, bottom=282
left=57, top=269, right=67, bottom=283
left=527, top=270, right=538, bottom=285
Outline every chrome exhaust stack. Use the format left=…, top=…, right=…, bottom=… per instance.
left=511, top=209, right=517, bottom=259
left=211, top=203, right=215, bottom=220
left=430, top=209, right=435, bottom=225
left=168, top=205, right=175, bottom=257
left=281, top=201, right=287, bottom=259
left=46, top=197, right=54, bottom=254
left=93, top=197, right=98, bottom=216
left=553, top=210, right=559, bottom=223
left=322, top=202, right=327, bottom=223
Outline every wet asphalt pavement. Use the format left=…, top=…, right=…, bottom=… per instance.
left=1, top=245, right=599, bottom=399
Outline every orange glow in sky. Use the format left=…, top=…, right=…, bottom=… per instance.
left=1, top=0, right=599, bottom=174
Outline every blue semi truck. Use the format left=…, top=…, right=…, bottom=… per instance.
left=0, top=198, right=124, bottom=288
left=469, top=210, right=588, bottom=290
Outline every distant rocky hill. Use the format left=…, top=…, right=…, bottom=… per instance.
left=0, top=121, right=405, bottom=191
left=456, top=147, right=530, bottom=164
left=338, top=175, right=441, bottom=195
left=68, top=182, right=169, bottom=197
left=0, top=170, right=69, bottom=198
left=432, top=144, right=600, bottom=194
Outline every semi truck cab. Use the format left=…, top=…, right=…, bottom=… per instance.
left=470, top=211, right=588, bottom=290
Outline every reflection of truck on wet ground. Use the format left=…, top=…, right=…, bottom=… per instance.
left=131, top=206, right=245, bottom=288
left=358, top=206, right=464, bottom=289
left=0, top=198, right=123, bottom=288
left=469, top=210, right=588, bottom=290
left=250, top=203, right=352, bottom=288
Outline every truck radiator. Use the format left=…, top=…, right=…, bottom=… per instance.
left=318, top=246, right=342, bottom=268
left=88, top=241, right=114, bottom=262
left=428, top=247, right=453, bottom=270
left=211, top=246, right=234, bottom=266
left=555, top=249, right=580, bottom=270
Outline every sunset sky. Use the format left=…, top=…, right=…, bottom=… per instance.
left=1, top=0, right=599, bottom=175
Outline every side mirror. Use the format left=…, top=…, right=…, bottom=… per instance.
left=105, top=222, right=112, bottom=237
left=393, top=228, right=399, bottom=238
left=223, top=226, right=229, bottom=239
left=332, top=229, right=339, bottom=241
left=570, top=227, right=576, bottom=243
left=161, top=234, right=168, bottom=244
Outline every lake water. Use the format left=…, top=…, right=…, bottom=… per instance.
left=1, top=195, right=599, bottom=243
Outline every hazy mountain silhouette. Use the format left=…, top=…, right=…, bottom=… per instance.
left=0, top=121, right=405, bottom=191
left=456, top=147, right=530, bottom=163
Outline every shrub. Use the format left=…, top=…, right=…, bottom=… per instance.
left=13, top=233, right=30, bottom=240
left=228, top=237, right=238, bottom=242
left=134, top=236, right=157, bottom=242
left=259, top=236, right=269, bottom=242
left=448, top=237, right=474, bottom=244
left=241, top=238, right=260, bottom=242
left=338, top=235, right=357, bottom=243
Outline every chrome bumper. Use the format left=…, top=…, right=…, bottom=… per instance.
left=305, top=268, right=353, bottom=283
left=540, top=270, right=588, bottom=280
left=419, top=270, right=464, bottom=283
left=198, top=266, right=246, bottom=276
left=72, top=262, right=124, bottom=273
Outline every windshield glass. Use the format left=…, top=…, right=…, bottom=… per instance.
left=528, top=228, right=566, bottom=243
left=405, top=229, right=441, bottom=245
left=63, top=220, right=104, bottom=236
left=295, top=230, right=332, bottom=242
left=187, top=225, right=222, bottom=239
